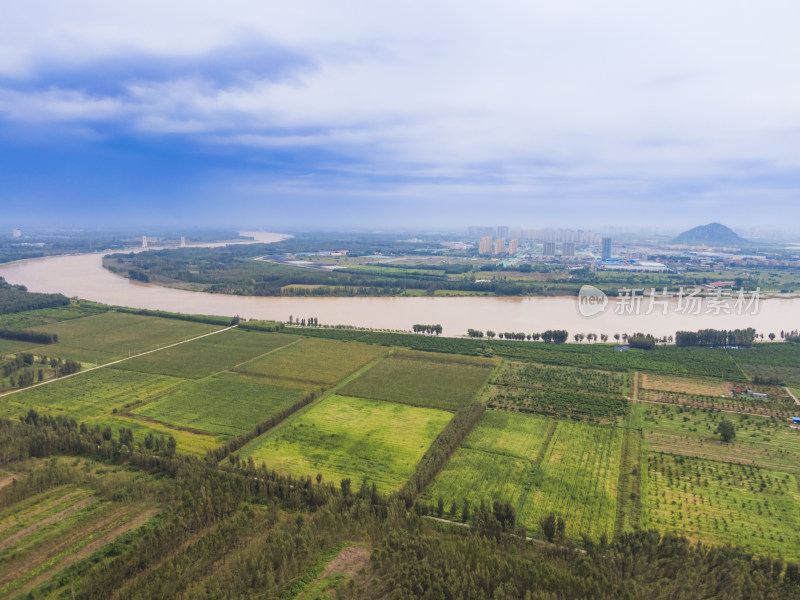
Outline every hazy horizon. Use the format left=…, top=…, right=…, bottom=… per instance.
left=2, top=1, right=800, bottom=231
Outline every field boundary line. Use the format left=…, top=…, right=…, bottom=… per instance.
left=0, top=326, right=235, bottom=400
left=224, top=337, right=303, bottom=373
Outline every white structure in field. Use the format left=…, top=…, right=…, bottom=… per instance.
left=142, top=236, right=148, bottom=250
left=180, top=236, right=186, bottom=248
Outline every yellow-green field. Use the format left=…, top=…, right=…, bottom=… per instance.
left=240, top=395, right=452, bottom=491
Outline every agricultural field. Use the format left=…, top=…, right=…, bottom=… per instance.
left=27, top=312, right=222, bottom=364
left=0, top=368, right=185, bottom=421
left=638, top=372, right=796, bottom=417
left=0, top=460, right=161, bottom=599
left=494, top=362, right=629, bottom=395
left=487, top=362, right=629, bottom=423
left=340, top=349, right=496, bottom=411
left=0, top=303, right=104, bottom=330
left=728, top=343, right=800, bottom=387
left=240, top=395, right=452, bottom=491
left=112, top=328, right=297, bottom=379
left=234, top=338, right=386, bottom=388
left=640, top=373, right=730, bottom=397
left=641, top=403, right=800, bottom=474
left=424, top=411, right=624, bottom=541
left=641, top=453, right=800, bottom=558
left=133, top=372, right=307, bottom=437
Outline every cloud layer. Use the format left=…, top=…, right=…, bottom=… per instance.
left=1, top=0, right=799, bottom=230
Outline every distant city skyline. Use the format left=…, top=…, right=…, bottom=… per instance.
left=1, top=2, right=799, bottom=231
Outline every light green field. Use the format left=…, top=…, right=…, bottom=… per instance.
left=112, top=329, right=298, bottom=379
left=133, top=372, right=307, bottom=437
left=642, top=403, right=800, bottom=474
left=27, top=312, right=221, bottom=364
left=641, top=453, right=800, bottom=558
left=0, top=369, right=185, bottom=421
left=235, top=338, right=386, bottom=388
left=95, top=415, right=219, bottom=456
left=339, top=352, right=494, bottom=411
left=0, top=339, right=37, bottom=355
left=240, top=395, right=452, bottom=491
left=425, top=412, right=623, bottom=541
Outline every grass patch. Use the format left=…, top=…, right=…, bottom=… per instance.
left=133, top=372, right=307, bottom=437
left=339, top=352, right=494, bottom=411
left=112, top=329, right=297, bottom=379
left=235, top=338, right=385, bottom=388
left=240, top=395, right=452, bottom=491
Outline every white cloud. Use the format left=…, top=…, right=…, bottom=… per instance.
left=1, top=0, right=800, bottom=216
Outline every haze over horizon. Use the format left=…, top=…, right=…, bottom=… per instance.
left=1, top=1, right=800, bottom=231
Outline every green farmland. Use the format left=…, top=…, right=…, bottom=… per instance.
left=240, top=395, right=452, bottom=491
left=234, top=338, right=386, bottom=388
left=134, top=372, right=307, bottom=437
left=340, top=350, right=496, bottom=411
left=641, top=454, right=800, bottom=558
left=424, top=410, right=624, bottom=540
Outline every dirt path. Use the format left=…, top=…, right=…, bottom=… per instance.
left=0, top=496, right=95, bottom=552
left=785, top=387, right=800, bottom=407
left=0, top=326, right=235, bottom=400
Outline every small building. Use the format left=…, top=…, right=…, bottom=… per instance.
left=746, top=389, right=768, bottom=400
left=792, top=417, right=800, bottom=425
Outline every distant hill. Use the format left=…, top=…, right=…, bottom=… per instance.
left=671, top=223, right=749, bottom=247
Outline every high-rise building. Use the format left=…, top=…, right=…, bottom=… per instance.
left=543, top=241, right=556, bottom=256
left=509, top=239, right=518, bottom=255
left=601, top=237, right=612, bottom=260
left=562, top=242, right=575, bottom=257
left=494, top=238, right=506, bottom=255
left=11, top=229, right=21, bottom=238
left=496, top=225, right=509, bottom=238
left=479, top=236, right=493, bottom=255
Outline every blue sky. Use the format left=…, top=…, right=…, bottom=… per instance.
left=1, top=1, right=800, bottom=233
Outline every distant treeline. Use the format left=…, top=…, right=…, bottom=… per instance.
left=0, top=328, right=57, bottom=344
left=0, top=278, right=69, bottom=315
left=238, top=320, right=286, bottom=333
left=675, top=328, right=757, bottom=347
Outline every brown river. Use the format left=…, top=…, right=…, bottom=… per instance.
left=0, top=233, right=797, bottom=339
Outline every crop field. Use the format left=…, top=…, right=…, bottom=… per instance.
left=641, top=453, right=800, bottom=558
left=729, top=344, right=800, bottom=387
left=339, top=351, right=495, bottom=411
left=133, top=372, right=307, bottom=437
left=240, top=395, right=452, bottom=491
left=486, top=362, right=629, bottom=423
left=640, top=373, right=730, bottom=397
left=521, top=421, right=623, bottom=540
left=638, top=386, right=797, bottom=418
left=0, top=368, right=185, bottom=421
left=494, top=362, right=629, bottom=395
left=0, top=482, right=159, bottom=598
left=0, top=304, right=104, bottom=330
left=235, top=338, right=386, bottom=388
left=641, top=403, right=800, bottom=474
left=425, top=411, right=623, bottom=541
left=112, top=329, right=298, bottom=379
left=0, top=339, right=36, bottom=355
left=27, top=312, right=222, bottom=364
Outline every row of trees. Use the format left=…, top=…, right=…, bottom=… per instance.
left=288, top=315, right=320, bottom=327
left=412, top=324, right=443, bottom=335
left=675, top=328, right=757, bottom=347
left=0, top=327, right=57, bottom=344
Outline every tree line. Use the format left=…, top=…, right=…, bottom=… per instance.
left=412, top=324, right=443, bottom=335
left=675, top=328, right=757, bottom=347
